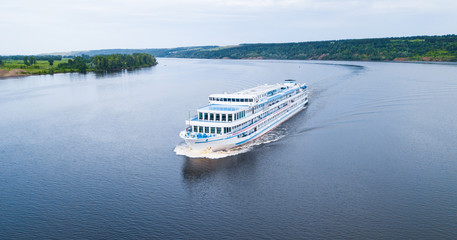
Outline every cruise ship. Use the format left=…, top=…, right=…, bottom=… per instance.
left=179, top=79, right=309, bottom=151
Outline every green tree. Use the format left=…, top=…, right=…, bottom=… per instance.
left=29, top=56, right=37, bottom=65
left=23, top=56, right=30, bottom=66
left=48, top=59, right=54, bottom=66
left=90, top=53, right=156, bottom=71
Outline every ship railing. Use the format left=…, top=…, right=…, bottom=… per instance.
left=185, top=132, right=217, bottom=139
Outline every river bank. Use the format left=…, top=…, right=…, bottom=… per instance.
left=0, top=53, right=157, bottom=79
left=0, top=69, right=29, bottom=78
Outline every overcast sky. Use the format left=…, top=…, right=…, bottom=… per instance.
left=1, top=0, right=456, bottom=55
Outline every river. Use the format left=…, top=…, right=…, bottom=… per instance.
left=1, top=58, right=457, bottom=239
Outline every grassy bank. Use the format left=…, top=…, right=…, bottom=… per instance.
left=0, top=59, right=71, bottom=76
left=0, top=53, right=158, bottom=78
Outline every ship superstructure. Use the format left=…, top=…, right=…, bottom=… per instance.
left=180, top=80, right=308, bottom=151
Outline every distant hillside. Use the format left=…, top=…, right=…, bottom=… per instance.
left=47, top=35, right=457, bottom=62
left=51, top=46, right=219, bottom=57
left=168, top=35, right=457, bottom=62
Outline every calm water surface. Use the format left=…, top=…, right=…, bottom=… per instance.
left=1, top=58, right=457, bottom=239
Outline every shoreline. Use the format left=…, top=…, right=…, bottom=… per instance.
left=160, top=57, right=457, bottom=65
left=0, top=66, right=156, bottom=79
left=0, top=53, right=157, bottom=79
left=2, top=58, right=456, bottom=80
left=0, top=69, right=30, bottom=78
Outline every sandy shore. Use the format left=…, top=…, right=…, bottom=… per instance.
left=0, top=69, right=29, bottom=78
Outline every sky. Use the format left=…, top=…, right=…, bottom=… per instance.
left=1, top=0, right=456, bottom=55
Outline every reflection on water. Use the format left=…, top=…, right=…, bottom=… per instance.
left=181, top=152, right=257, bottom=182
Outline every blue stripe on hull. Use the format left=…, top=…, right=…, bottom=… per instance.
left=235, top=101, right=307, bottom=146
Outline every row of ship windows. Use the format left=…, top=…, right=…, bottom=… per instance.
left=209, top=97, right=254, bottom=102
left=256, top=106, right=284, bottom=130
left=232, top=99, right=291, bottom=134
left=250, top=94, right=305, bottom=131
left=193, top=126, right=232, bottom=134
left=192, top=95, right=306, bottom=136
left=199, top=111, right=246, bottom=122
left=236, top=102, right=289, bottom=139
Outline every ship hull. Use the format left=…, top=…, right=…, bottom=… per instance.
left=182, top=99, right=308, bottom=152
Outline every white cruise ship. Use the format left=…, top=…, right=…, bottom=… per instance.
left=180, top=79, right=309, bottom=151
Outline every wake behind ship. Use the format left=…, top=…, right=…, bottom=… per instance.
left=180, top=79, right=309, bottom=152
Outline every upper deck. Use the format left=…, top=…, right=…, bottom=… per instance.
left=198, top=104, right=249, bottom=113
left=208, top=80, right=299, bottom=106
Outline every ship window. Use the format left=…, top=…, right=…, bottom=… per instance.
left=223, top=98, right=227, bottom=101
left=199, top=112, right=202, bottom=120
left=222, top=114, right=226, bottom=121
left=217, top=127, right=221, bottom=134
left=199, top=126, right=203, bottom=133
left=193, top=126, right=198, bottom=132
left=241, top=99, right=244, bottom=102
left=205, top=127, right=209, bottom=133
left=211, top=127, right=215, bottom=134
left=215, top=113, right=220, bottom=121
left=210, top=113, right=214, bottom=121
left=236, top=98, right=239, bottom=102
left=228, top=114, right=232, bottom=122
left=204, top=113, right=208, bottom=120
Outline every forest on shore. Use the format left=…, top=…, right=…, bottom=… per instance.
left=61, top=34, right=457, bottom=62
left=0, top=53, right=157, bottom=77
left=166, top=35, right=457, bottom=62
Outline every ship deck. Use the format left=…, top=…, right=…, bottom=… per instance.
left=197, top=104, right=249, bottom=112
